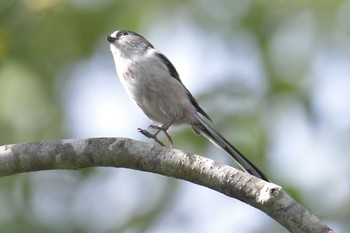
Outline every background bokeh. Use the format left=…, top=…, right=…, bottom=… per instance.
left=1, top=0, right=349, bottom=232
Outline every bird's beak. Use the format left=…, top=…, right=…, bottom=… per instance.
left=107, top=36, right=116, bottom=43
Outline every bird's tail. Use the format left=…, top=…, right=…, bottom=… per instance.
left=193, top=115, right=269, bottom=181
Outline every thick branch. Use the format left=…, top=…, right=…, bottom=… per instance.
left=0, top=137, right=334, bottom=233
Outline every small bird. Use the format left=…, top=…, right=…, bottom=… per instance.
left=107, top=29, right=269, bottom=181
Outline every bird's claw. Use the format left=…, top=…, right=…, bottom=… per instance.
left=137, top=128, right=166, bottom=147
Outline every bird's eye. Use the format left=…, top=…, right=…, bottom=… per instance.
left=117, top=30, right=129, bottom=38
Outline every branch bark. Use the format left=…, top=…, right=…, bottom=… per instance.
left=0, top=137, right=334, bottom=233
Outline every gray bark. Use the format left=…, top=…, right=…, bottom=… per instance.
left=0, top=137, right=334, bottom=233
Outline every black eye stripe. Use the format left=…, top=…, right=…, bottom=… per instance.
left=117, top=30, right=129, bottom=38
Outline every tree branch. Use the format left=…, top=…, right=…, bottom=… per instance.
left=0, top=137, right=334, bottom=233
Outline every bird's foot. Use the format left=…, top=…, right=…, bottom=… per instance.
left=137, top=122, right=173, bottom=147
left=137, top=128, right=166, bottom=147
left=148, top=125, right=173, bottom=146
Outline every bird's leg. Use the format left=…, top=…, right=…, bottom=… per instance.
left=148, top=124, right=173, bottom=146
left=138, top=119, right=176, bottom=147
left=137, top=128, right=166, bottom=146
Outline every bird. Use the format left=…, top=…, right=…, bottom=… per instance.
left=107, top=29, right=269, bottom=181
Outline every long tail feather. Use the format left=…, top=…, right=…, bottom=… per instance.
left=193, top=116, right=269, bottom=181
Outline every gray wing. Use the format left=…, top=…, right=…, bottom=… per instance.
left=155, top=52, right=212, bottom=122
